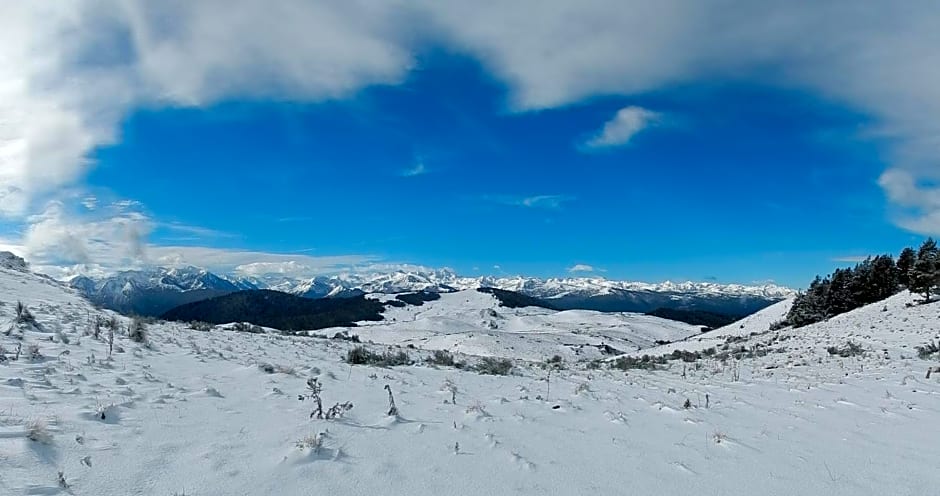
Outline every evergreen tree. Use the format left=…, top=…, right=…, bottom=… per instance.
left=868, top=254, right=899, bottom=302
left=897, top=247, right=916, bottom=288
left=911, top=238, right=940, bottom=302
left=848, top=259, right=873, bottom=306
left=826, top=268, right=854, bottom=316
left=786, top=275, right=829, bottom=327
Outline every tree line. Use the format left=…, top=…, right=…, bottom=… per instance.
left=780, top=238, right=940, bottom=328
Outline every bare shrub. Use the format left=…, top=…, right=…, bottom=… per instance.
left=475, top=357, right=513, bottom=375
left=300, top=377, right=353, bottom=420
left=26, top=343, right=42, bottom=361
left=296, top=433, right=323, bottom=452
left=827, top=341, right=864, bottom=358
left=15, top=301, right=35, bottom=325
left=917, top=341, right=940, bottom=359
left=233, top=322, right=264, bottom=334
left=428, top=349, right=455, bottom=367
left=26, top=419, right=52, bottom=444
left=128, top=318, right=147, bottom=343
left=384, top=384, right=399, bottom=416
left=189, top=321, right=213, bottom=332
left=346, top=346, right=411, bottom=367
left=611, top=355, right=663, bottom=371
left=325, top=402, right=353, bottom=419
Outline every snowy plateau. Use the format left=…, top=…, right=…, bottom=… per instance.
left=1, top=257, right=939, bottom=495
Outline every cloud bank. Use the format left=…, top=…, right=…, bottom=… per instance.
left=3, top=0, right=940, bottom=238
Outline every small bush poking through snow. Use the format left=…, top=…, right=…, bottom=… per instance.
left=26, top=343, right=42, bottom=361
left=384, top=384, right=399, bottom=416
left=542, top=354, right=565, bottom=370
left=325, top=402, right=354, bottom=419
left=189, top=321, right=213, bottom=332
left=611, top=355, right=664, bottom=371
left=233, top=322, right=264, bottom=334
left=14, top=301, right=35, bottom=325
left=827, top=341, right=865, bottom=358
left=916, top=341, right=940, bottom=359
left=296, top=433, right=325, bottom=453
left=26, top=419, right=52, bottom=444
left=128, top=318, right=147, bottom=343
left=346, top=346, right=411, bottom=367
left=769, top=319, right=789, bottom=331
left=428, top=349, right=455, bottom=367
left=475, top=357, right=513, bottom=376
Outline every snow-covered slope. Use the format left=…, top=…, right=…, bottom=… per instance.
left=3, top=264, right=938, bottom=495
left=336, top=290, right=704, bottom=361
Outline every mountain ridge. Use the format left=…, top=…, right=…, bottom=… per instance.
left=67, top=265, right=794, bottom=316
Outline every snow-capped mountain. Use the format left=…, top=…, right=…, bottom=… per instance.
left=70, top=266, right=258, bottom=316
left=69, top=265, right=793, bottom=317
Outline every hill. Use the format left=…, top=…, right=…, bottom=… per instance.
left=161, top=290, right=386, bottom=330
left=645, top=307, right=740, bottom=329
left=3, top=263, right=939, bottom=495
left=476, top=287, right=559, bottom=310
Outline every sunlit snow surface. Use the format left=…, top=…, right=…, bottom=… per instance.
left=1, top=265, right=938, bottom=495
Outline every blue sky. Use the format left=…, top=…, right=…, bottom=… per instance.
left=2, top=2, right=939, bottom=288
left=84, top=56, right=909, bottom=287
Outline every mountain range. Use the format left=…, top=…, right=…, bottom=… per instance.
left=68, top=265, right=793, bottom=317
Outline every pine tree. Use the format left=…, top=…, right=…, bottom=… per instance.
left=826, top=268, right=854, bottom=316
left=911, top=238, right=939, bottom=302
left=897, top=247, right=916, bottom=288
left=848, top=259, right=874, bottom=306
left=786, top=275, right=829, bottom=327
left=868, top=254, right=899, bottom=302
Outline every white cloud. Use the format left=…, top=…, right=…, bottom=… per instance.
left=878, top=169, right=940, bottom=235
left=567, top=264, right=597, bottom=273
left=487, top=195, right=574, bottom=209
left=0, top=0, right=412, bottom=217
left=583, top=106, right=659, bottom=149
left=152, top=247, right=376, bottom=277
left=158, top=221, right=235, bottom=240
left=831, top=256, right=870, bottom=263
left=4, top=0, right=940, bottom=233
left=0, top=197, right=378, bottom=279
left=21, top=200, right=151, bottom=267
left=400, top=161, right=428, bottom=177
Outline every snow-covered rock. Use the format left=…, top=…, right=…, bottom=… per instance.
left=0, top=251, right=28, bottom=272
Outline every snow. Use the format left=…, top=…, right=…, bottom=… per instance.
left=347, top=290, right=702, bottom=361
left=71, top=265, right=795, bottom=306
left=2, top=266, right=939, bottom=495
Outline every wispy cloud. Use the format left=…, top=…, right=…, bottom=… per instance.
left=832, top=255, right=870, bottom=263
left=486, top=194, right=574, bottom=210
left=158, top=221, right=236, bottom=240
left=400, top=161, right=428, bottom=177
left=567, top=264, right=600, bottom=273
left=275, top=216, right=313, bottom=224
left=582, top=106, right=660, bottom=150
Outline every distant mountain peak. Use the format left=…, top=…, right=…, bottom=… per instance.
left=68, top=264, right=793, bottom=317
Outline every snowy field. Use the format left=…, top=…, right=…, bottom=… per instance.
left=2, top=264, right=940, bottom=495
left=343, top=290, right=704, bottom=361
